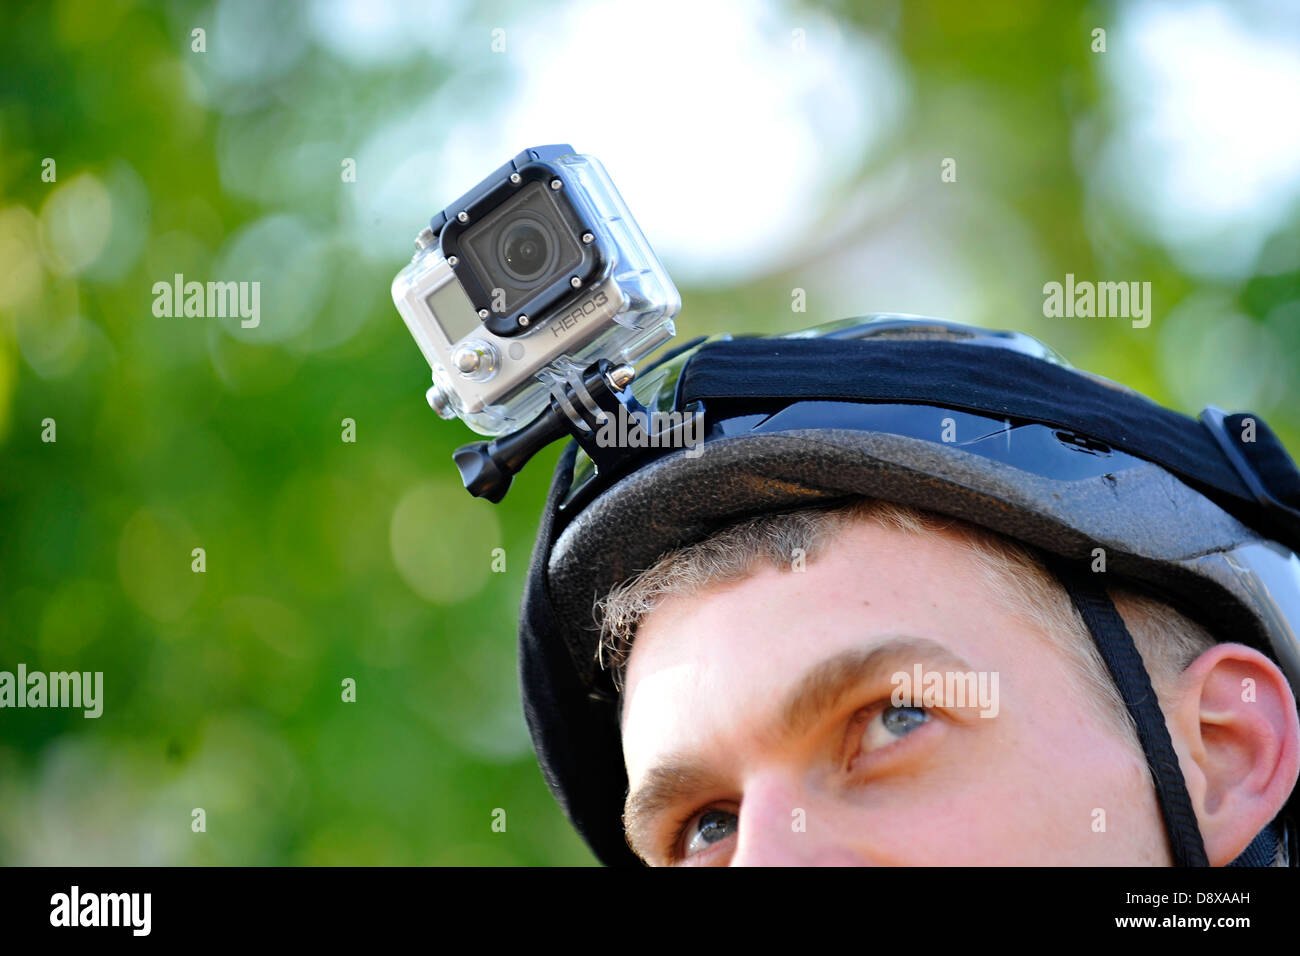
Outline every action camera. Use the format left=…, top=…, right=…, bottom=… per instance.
left=392, top=144, right=681, bottom=437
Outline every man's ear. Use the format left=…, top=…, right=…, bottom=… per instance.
left=1164, top=643, right=1300, bottom=866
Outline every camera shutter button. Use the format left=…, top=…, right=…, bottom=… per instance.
left=452, top=340, right=498, bottom=378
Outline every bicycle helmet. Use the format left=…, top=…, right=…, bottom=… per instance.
left=517, top=315, right=1300, bottom=866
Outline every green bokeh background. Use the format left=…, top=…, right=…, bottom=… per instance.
left=1, top=0, right=1297, bottom=864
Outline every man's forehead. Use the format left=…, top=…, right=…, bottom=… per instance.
left=619, top=517, right=991, bottom=696
left=616, top=521, right=1027, bottom=782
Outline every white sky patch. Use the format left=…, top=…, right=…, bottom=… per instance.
left=353, top=0, right=904, bottom=282
left=307, top=0, right=472, bottom=65
left=1097, top=1, right=1300, bottom=278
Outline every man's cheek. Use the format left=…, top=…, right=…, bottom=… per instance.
left=840, top=797, right=1016, bottom=864
left=852, top=736, right=1065, bottom=863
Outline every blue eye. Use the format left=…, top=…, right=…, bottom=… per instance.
left=882, top=705, right=929, bottom=736
left=863, top=704, right=931, bottom=752
left=683, top=809, right=738, bottom=858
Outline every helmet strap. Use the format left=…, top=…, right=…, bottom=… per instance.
left=1048, top=559, right=1210, bottom=867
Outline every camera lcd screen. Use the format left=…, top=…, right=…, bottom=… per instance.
left=424, top=280, right=480, bottom=344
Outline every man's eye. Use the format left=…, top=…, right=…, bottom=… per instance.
left=861, top=704, right=931, bottom=752
left=668, top=706, right=932, bottom=861
left=681, top=808, right=738, bottom=859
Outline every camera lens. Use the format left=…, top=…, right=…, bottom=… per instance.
left=499, top=219, right=555, bottom=283
left=456, top=178, right=584, bottom=325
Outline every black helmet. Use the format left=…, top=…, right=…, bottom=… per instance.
left=517, top=315, right=1300, bottom=866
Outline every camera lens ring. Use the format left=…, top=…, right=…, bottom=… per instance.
left=497, top=215, right=558, bottom=284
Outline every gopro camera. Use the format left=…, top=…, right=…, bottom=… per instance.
left=392, top=144, right=680, bottom=437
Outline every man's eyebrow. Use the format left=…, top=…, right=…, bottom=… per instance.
left=623, top=761, right=728, bottom=863
left=776, top=636, right=973, bottom=742
left=622, top=636, right=974, bottom=862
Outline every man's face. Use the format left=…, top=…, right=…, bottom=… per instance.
left=619, top=518, right=1168, bottom=865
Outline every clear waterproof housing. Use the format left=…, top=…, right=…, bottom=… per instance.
left=392, top=147, right=680, bottom=436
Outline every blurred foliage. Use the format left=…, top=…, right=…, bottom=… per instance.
left=0, top=0, right=1296, bottom=865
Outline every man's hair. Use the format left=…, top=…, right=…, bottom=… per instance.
left=595, top=497, right=1217, bottom=752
